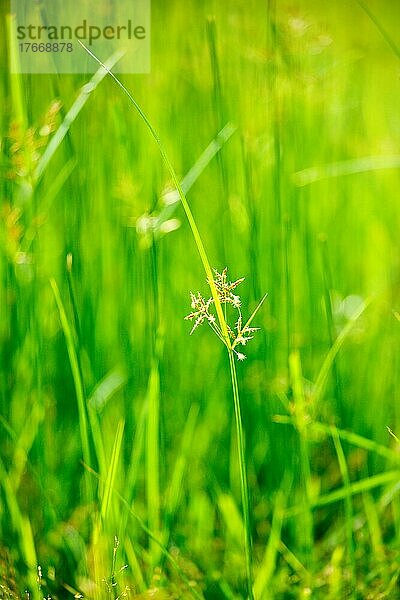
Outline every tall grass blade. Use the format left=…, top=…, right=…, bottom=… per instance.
left=78, top=42, right=255, bottom=598
left=6, top=14, right=27, bottom=129
left=228, top=350, right=254, bottom=600
left=387, top=426, right=400, bottom=445
left=320, top=237, right=343, bottom=409
left=206, top=16, right=229, bottom=195
left=117, top=400, right=147, bottom=553
left=254, top=486, right=287, bottom=599
left=88, top=367, right=127, bottom=413
left=123, top=537, right=146, bottom=593
left=218, top=492, right=245, bottom=548
left=20, top=517, right=40, bottom=600
left=313, top=297, right=372, bottom=408
left=206, top=17, right=225, bottom=130
left=9, top=402, right=44, bottom=491
left=285, top=470, right=400, bottom=517
left=34, top=51, right=124, bottom=182
left=362, top=492, right=385, bottom=564
left=293, top=155, right=400, bottom=186
left=146, top=360, right=161, bottom=562
left=83, top=463, right=205, bottom=600
left=330, top=426, right=356, bottom=598
left=21, top=159, right=76, bottom=253
left=311, top=420, right=398, bottom=462
left=65, top=255, right=108, bottom=477
left=100, top=419, right=125, bottom=523
left=289, top=351, right=314, bottom=567
left=0, top=457, right=38, bottom=599
left=153, top=122, right=236, bottom=232
left=77, top=41, right=230, bottom=344
left=163, top=404, right=199, bottom=540
left=50, top=278, right=93, bottom=501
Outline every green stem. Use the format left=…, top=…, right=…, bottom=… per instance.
left=331, top=426, right=356, bottom=598
left=228, top=349, right=254, bottom=600
left=78, top=42, right=253, bottom=595
left=50, top=278, right=93, bottom=504
left=78, top=42, right=229, bottom=346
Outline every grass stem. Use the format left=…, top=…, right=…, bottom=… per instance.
left=79, top=42, right=255, bottom=595
left=77, top=41, right=229, bottom=346
left=228, top=349, right=254, bottom=600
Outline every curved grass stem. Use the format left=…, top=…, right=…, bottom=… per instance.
left=78, top=42, right=254, bottom=597
left=77, top=41, right=229, bottom=347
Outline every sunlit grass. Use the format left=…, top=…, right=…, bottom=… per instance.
left=1, top=0, right=400, bottom=598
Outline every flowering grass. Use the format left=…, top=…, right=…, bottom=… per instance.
left=1, top=1, right=400, bottom=598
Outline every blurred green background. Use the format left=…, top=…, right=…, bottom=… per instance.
left=1, top=0, right=400, bottom=597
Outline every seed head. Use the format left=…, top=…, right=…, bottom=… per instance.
left=185, top=267, right=267, bottom=360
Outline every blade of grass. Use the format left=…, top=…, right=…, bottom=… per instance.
left=285, top=470, right=400, bottom=517
left=362, top=492, right=385, bottom=563
left=6, top=14, right=27, bottom=129
left=206, top=17, right=225, bottom=130
left=274, top=415, right=399, bottom=462
left=313, top=296, right=372, bottom=408
left=146, top=359, right=161, bottom=563
left=293, top=155, right=400, bottom=186
left=218, top=492, right=245, bottom=548
left=88, top=367, right=127, bottom=413
left=20, top=517, right=40, bottom=600
left=179, top=122, right=236, bottom=192
left=77, top=41, right=229, bottom=346
left=206, top=17, right=229, bottom=196
left=100, top=419, right=125, bottom=523
left=21, top=159, right=76, bottom=254
left=228, top=349, right=254, bottom=599
left=327, top=545, right=345, bottom=600
left=119, top=398, right=147, bottom=514
left=254, top=486, right=287, bottom=599
left=87, top=405, right=106, bottom=483
left=0, top=457, right=38, bottom=599
left=322, top=422, right=399, bottom=461
left=163, top=404, right=199, bottom=543
left=34, top=51, right=124, bottom=182
left=65, top=253, right=108, bottom=477
left=79, top=42, right=254, bottom=599
left=277, top=541, right=309, bottom=580
left=152, top=121, right=236, bottom=233
left=330, top=426, right=356, bottom=598
left=50, top=277, right=93, bottom=503
left=288, top=351, right=314, bottom=568
left=320, top=237, right=343, bottom=410
left=124, top=537, right=146, bottom=593
left=90, top=420, right=124, bottom=600
left=387, top=426, right=400, bottom=445
left=82, top=462, right=205, bottom=600
left=384, top=567, right=400, bottom=598
left=9, top=402, right=44, bottom=492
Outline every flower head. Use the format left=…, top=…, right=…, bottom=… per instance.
left=185, top=292, right=214, bottom=334
left=185, top=267, right=267, bottom=360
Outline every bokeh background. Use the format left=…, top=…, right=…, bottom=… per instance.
left=1, top=0, right=400, bottom=597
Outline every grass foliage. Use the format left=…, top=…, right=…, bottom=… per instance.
left=1, top=0, right=400, bottom=598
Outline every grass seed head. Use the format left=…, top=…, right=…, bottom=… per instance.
left=185, top=267, right=266, bottom=360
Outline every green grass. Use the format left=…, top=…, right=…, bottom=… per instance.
left=1, top=0, right=400, bottom=598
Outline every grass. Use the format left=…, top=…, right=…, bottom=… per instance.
left=80, top=42, right=262, bottom=600
left=1, top=0, right=400, bottom=598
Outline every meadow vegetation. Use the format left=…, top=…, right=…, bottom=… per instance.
left=1, top=1, right=400, bottom=598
